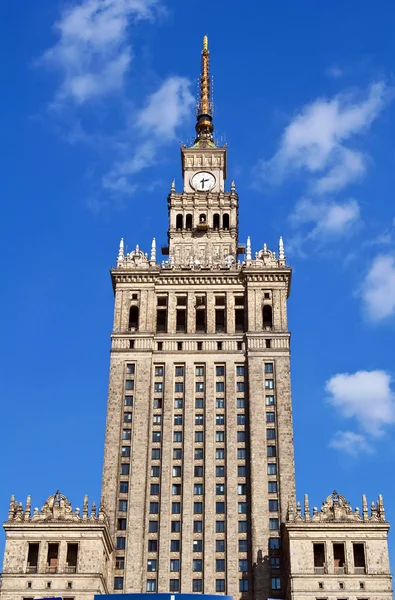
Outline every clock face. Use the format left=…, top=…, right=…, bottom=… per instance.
left=191, top=171, right=216, bottom=192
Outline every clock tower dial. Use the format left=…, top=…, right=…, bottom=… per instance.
left=191, top=171, right=216, bottom=192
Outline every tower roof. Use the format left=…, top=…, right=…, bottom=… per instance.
left=194, top=35, right=215, bottom=146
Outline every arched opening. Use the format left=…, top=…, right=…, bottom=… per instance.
left=262, top=305, right=273, bottom=329
left=223, top=214, right=230, bottom=230
left=186, top=214, right=193, bottom=230
left=213, top=213, right=220, bottom=229
left=199, top=213, right=207, bottom=224
left=129, top=306, right=139, bottom=330
left=176, top=214, right=183, bottom=230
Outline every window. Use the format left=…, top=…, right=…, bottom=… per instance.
left=121, top=446, right=130, bottom=457
left=268, top=481, right=278, bottom=493
left=153, top=398, right=162, bottom=409
left=147, top=559, right=157, bottom=572
left=216, top=521, right=225, bottom=532
left=195, top=414, right=204, bottom=425
left=120, top=464, right=130, bottom=475
left=237, top=414, right=246, bottom=425
left=266, top=395, right=275, bottom=406
left=236, top=365, right=245, bottom=377
left=195, top=431, right=204, bottom=442
left=353, top=543, right=366, bottom=572
left=156, top=308, right=167, bottom=333
left=314, top=543, right=326, bottom=568
left=174, top=398, right=183, bottom=409
left=195, top=448, right=204, bottom=460
left=114, top=577, right=124, bottom=590
left=265, top=363, right=273, bottom=373
left=172, top=484, right=181, bottom=495
left=125, top=379, right=134, bottom=391
left=171, top=521, right=181, bottom=533
left=129, top=339, right=135, bottom=349
left=193, top=579, right=203, bottom=592
left=237, top=398, right=245, bottom=409
left=239, top=559, right=248, bottom=572
left=124, top=396, right=133, bottom=406
left=174, top=415, right=183, bottom=425
left=238, top=465, right=247, bottom=477
left=117, top=518, right=127, bottom=530
left=172, top=502, right=181, bottom=514
left=186, top=214, right=193, bottom=230
left=175, top=382, right=184, bottom=393
left=237, top=382, right=245, bottom=392
left=119, top=500, right=128, bottom=512
left=175, top=366, right=184, bottom=377
left=270, top=557, right=280, bottom=569
left=237, top=448, right=246, bottom=459
left=263, top=305, right=273, bottom=328
left=271, top=577, right=281, bottom=590
left=116, top=556, right=125, bottom=569
left=238, top=484, right=247, bottom=495
left=193, top=539, right=203, bottom=552
left=170, top=559, right=180, bottom=572
left=120, top=481, right=129, bottom=493
left=238, top=502, right=248, bottom=514
left=216, top=431, right=225, bottom=442
left=269, top=537, right=280, bottom=550
left=149, top=503, right=159, bottom=514
left=216, top=366, right=225, bottom=376
left=265, top=379, right=274, bottom=389
left=170, top=579, right=180, bottom=592
left=195, top=398, right=204, bottom=408
left=197, top=341, right=203, bottom=351
left=194, top=502, right=203, bottom=514
left=218, top=342, right=223, bottom=351
left=216, top=559, right=225, bottom=572
left=193, top=559, right=203, bottom=572
left=216, top=398, right=225, bottom=408
left=265, top=339, right=271, bottom=348
left=269, top=518, right=279, bottom=530
left=117, top=537, right=126, bottom=550
left=174, top=431, right=183, bottom=442
left=195, top=382, right=204, bottom=392
left=223, top=213, right=229, bottom=229
left=194, top=484, right=204, bottom=495
left=173, top=466, right=182, bottom=477
left=240, top=578, right=249, bottom=592
left=196, top=366, right=204, bottom=376
left=269, top=499, right=278, bottom=512
left=266, top=412, right=275, bottom=423
left=216, top=539, right=225, bottom=552
left=194, top=520, right=203, bottom=533
left=155, top=366, right=163, bottom=377
left=173, top=449, right=182, bottom=460
left=237, top=431, right=246, bottom=442
left=157, top=342, right=163, bottom=351
left=153, top=415, right=161, bottom=425
left=170, top=540, right=180, bottom=552
left=215, top=309, right=226, bottom=332
left=216, top=414, right=225, bottom=425
left=216, top=579, right=225, bottom=592
left=152, top=432, right=161, bottom=442
left=216, top=448, right=225, bottom=459
left=333, top=543, right=346, bottom=568
left=267, top=445, right=277, bottom=457
left=176, top=310, right=186, bottom=333
left=194, top=465, right=204, bottom=477
left=238, top=522, right=248, bottom=534
left=148, top=521, right=158, bottom=533
left=196, top=305, right=206, bottom=332
left=216, top=382, right=225, bottom=392
left=216, top=484, right=225, bottom=495
left=267, top=428, right=276, bottom=440
left=154, top=382, right=163, bottom=393
left=148, top=540, right=158, bottom=552
left=239, top=540, right=248, bottom=552
left=216, top=466, right=225, bottom=477
left=146, top=579, right=157, bottom=592
left=122, top=429, right=131, bottom=440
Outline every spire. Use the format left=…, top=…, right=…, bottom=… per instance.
left=195, top=35, right=214, bottom=144
left=117, top=238, right=124, bottom=265
left=304, top=494, right=310, bottom=520
left=246, top=236, right=252, bottom=261
left=150, top=238, right=156, bottom=263
left=278, top=236, right=286, bottom=265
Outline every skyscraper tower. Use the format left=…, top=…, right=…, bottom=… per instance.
left=101, top=36, right=296, bottom=599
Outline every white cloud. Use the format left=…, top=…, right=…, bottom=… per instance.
left=290, top=197, right=361, bottom=239
left=326, top=370, right=395, bottom=436
left=41, top=0, right=159, bottom=105
left=361, top=254, right=395, bottom=321
left=329, top=431, right=373, bottom=456
left=257, top=82, right=387, bottom=194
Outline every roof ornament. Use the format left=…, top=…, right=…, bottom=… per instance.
left=195, top=36, right=214, bottom=145
left=150, top=238, right=156, bottom=263
left=246, top=236, right=252, bottom=261
left=117, top=238, right=124, bottom=265
left=278, top=236, right=286, bottom=265
left=171, top=179, right=175, bottom=192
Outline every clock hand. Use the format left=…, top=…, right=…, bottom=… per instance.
left=200, top=177, right=208, bottom=189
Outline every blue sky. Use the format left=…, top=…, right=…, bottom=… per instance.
left=1, top=0, right=395, bottom=566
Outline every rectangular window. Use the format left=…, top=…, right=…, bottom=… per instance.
left=216, top=414, right=225, bottom=425
left=216, top=448, right=225, bottom=459
left=195, top=415, right=204, bottom=425
left=238, top=484, right=247, bottom=495
left=173, top=466, right=182, bottom=477
left=174, top=415, right=183, bottom=425
left=265, top=363, right=274, bottom=373
left=124, top=395, right=133, bottom=406
left=216, top=559, right=225, bottom=572
left=239, top=579, right=249, bottom=592
left=125, top=380, right=134, bottom=391
left=122, top=429, right=131, bottom=440
left=148, top=521, right=158, bottom=533
left=170, top=559, right=180, bottom=572
left=216, top=398, right=225, bottom=408
left=152, top=432, right=161, bottom=442
left=268, top=481, right=278, bottom=493
left=216, top=466, right=225, bottom=477
left=146, top=579, right=157, bottom=592
left=175, top=366, right=184, bottom=377
left=196, top=366, right=205, bottom=376
left=172, top=502, right=181, bottom=514
left=314, top=543, right=326, bottom=568
left=269, top=537, right=280, bottom=550
left=194, top=520, right=203, bottom=533
left=267, top=428, right=276, bottom=440
left=114, top=576, right=124, bottom=590
left=153, top=398, right=162, bottom=409
left=154, top=382, right=163, bottom=393
left=147, top=559, right=157, bottom=572
left=216, top=539, right=226, bottom=552
left=266, top=395, right=275, bottom=406
left=149, top=503, right=159, bottom=514
left=216, top=431, right=225, bottom=442
left=333, top=543, right=346, bottom=569
left=176, top=309, right=186, bottom=332
left=116, top=556, right=125, bottom=569
left=172, top=484, right=181, bottom=495
left=126, top=363, right=135, bottom=375
left=119, top=481, right=129, bottom=493
left=169, top=580, right=179, bottom=593
left=195, top=382, right=204, bottom=393
left=195, top=431, right=204, bottom=442
left=237, top=414, right=246, bottom=425
left=270, top=557, right=280, bottom=569
left=174, top=431, right=183, bottom=442
left=196, top=307, right=206, bottom=332
left=216, top=579, right=225, bottom=592
left=216, top=366, right=225, bottom=377
left=215, top=309, right=226, bottom=332
left=238, top=522, right=248, bottom=534
left=269, top=499, right=278, bottom=511
left=353, top=543, right=366, bottom=572
left=171, top=521, right=181, bottom=533
left=269, top=518, right=279, bottom=530
left=239, top=559, right=248, bottom=571
left=117, top=518, right=127, bottom=530
left=193, top=539, right=203, bottom=552
left=267, top=445, right=277, bottom=457
left=194, top=466, right=204, bottom=477
left=175, top=382, right=184, bottom=393
left=195, top=448, right=204, bottom=460
left=118, top=500, right=128, bottom=512
left=238, top=502, right=248, bottom=514
left=120, top=463, right=130, bottom=475
left=193, top=559, right=203, bottom=572
left=216, top=484, right=225, bottom=495
left=266, top=412, right=275, bottom=423
left=173, top=450, right=182, bottom=462
left=193, top=579, right=203, bottom=592
left=265, top=379, right=274, bottom=389
left=237, top=448, right=246, bottom=459
left=237, top=381, right=245, bottom=392
left=174, top=398, right=183, bottom=409
left=170, top=540, right=180, bottom=552
left=216, top=521, right=225, bottom=532
left=237, top=431, right=246, bottom=442
left=65, top=542, right=78, bottom=571
left=148, top=540, right=157, bottom=552
left=267, top=463, right=277, bottom=475
left=155, top=366, right=163, bottom=377
left=271, top=577, right=281, bottom=590
left=153, top=415, right=161, bottom=425
left=238, top=465, right=247, bottom=477
left=194, top=502, right=203, bottom=514
left=195, top=398, right=204, bottom=408
left=216, top=382, right=225, bottom=393
left=121, top=446, right=130, bottom=457
left=156, top=309, right=167, bottom=333
left=194, top=484, right=204, bottom=495
left=235, top=308, right=245, bottom=332
left=237, top=398, right=245, bottom=409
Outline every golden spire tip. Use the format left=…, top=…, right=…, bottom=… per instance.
left=203, top=35, right=208, bottom=51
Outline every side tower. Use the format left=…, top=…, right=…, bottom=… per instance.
left=101, top=37, right=295, bottom=599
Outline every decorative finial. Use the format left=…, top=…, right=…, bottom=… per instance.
left=378, top=494, right=386, bottom=521
left=231, top=180, right=236, bottom=192
left=25, top=495, right=31, bottom=518
left=195, top=35, right=214, bottom=143
left=278, top=236, right=286, bottom=264
left=90, top=501, right=97, bottom=518
left=82, top=494, right=89, bottom=519
left=117, top=238, right=124, bottom=265
left=171, top=179, right=175, bottom=192
left=362, top=494, right=368, bottom=521
left=150, top=238, right=156, bottom=263
left=8, top=495, right=15, bottom=520
left=304, top=494, right=310, bottom=520
left=246, top=236, right=252, bottom=261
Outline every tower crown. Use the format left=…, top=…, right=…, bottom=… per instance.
left=195, top=35, right=214, bottom=144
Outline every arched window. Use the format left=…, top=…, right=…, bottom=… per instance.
left=223, top=214, right=230, bottom=230
left=186, top=214, right=193, bottom=230
left=129, top=306, right=139, bottom=331
left=213, top=213, right=220, bottom=229
left=199, top=213, right=207, bottom=223
left=262, top=305, right=273, bottom=329
left=176, top=214, right=183, bottom=230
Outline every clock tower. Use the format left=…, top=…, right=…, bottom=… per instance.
left=166, top=36, right=239, bottom=267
